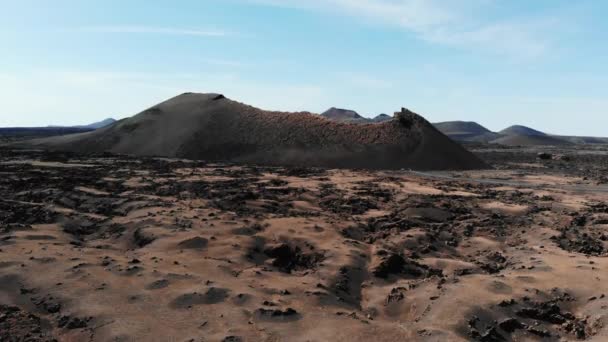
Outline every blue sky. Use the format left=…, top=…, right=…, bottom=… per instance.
left=1, top=0, right=607, bottom=136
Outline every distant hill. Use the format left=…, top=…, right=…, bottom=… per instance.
left=499, top=125, right=546, bottom=137
left=1, top=118, right=117, bottom=141
left=433, top=121, right=607, bottom=146
left=0, top=127, right=93, bottom=141
left=320, top=108, right=393, bottom=124
left=48, top=118, right=117, bottom=129
left=498, top=125, right=608, bottom=144
left=491, top=134, right=573, bottom=147
left=0, top=127, right=92, bottom=136
left=433, top=121, right=500, bottom=142
left=433, top=121, right=595, bottom=146
left=555, top=135, right=608, bottom=144
left=320, top=108, right=366, bottom=123
left=372, top=114, right=392, bottom=123
left=75, top=118, right=117, bottom=129
left=493, top=125, right=577, bottom=146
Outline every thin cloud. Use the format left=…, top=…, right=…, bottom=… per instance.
left=79, top=25, right=229, bottom=37
left=420, top=18, right=553, bottom=60
left=248, top=0, right=559, bottom=59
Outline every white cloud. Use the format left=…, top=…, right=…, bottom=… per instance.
left=248, top=0, right=558, bottom=59
left=79, top=25, right=229, bottom=37
left=250, top=0, right=457, bottom=29
left=421, top=17, right=556, bottom=60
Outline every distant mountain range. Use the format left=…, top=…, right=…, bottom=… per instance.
left=320, top=108, right=392, bottom=124
left=1, top=118, right=117, bottom=138
left=75, top=118, right=117, bottom=129
left=318, top=108, right=607, bottom=146
left=432, top=121, right=501, bottom=143
left=433, top=121, right=608, bottom=146
left=5, top=108, right=607, bottom=148
left=372, top=114, right=391, bottom=122
left=15, top=93, right=487, bottom=170
left=498, top=125, right=546, bottom=137
left=47, top=118, right=117, bottom=129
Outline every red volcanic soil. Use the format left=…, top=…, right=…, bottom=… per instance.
left=22, top=93, right=487, bottom=170
left=1, top=147, right=608, bottom=341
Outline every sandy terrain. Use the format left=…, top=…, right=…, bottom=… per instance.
left=1, top=146, right=608, bottom=341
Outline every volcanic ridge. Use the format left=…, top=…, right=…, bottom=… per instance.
left=23, top=93, right=487, bottom=170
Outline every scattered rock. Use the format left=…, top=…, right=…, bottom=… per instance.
left=263, top=243, right=324, bottom=273
left=254, top=307, right=300, bottom=322
left=177, top=237, right=208, bottom=250
left=170, top=288, right=230, bottom=308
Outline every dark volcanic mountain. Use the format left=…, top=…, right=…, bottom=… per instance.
left=495, top=125, right=573, bottom=146
left=434, top=121, right=500, bottom=142
left=47, top=118, right=117, bottom=129
left=434, top=122, right=581, bottom=146
left=321, top=108, right=393, bottom=124
left=491, top=134, right=573, bottom=147
left=1, top=118, right=117, bottom=141
left=76, top=118, right=117, bottom=129
left=372, top=114, right=392, bottom=123
left=21, top=93, right=488, bottom=170
left=499, top=125, right=546, bottom=136
left=320, top=107, right=367, bottom=123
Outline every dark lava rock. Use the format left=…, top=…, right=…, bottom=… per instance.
left=146, top=279, right=170, bottom=290
left=527, top=327, right=551, bottom=337
left=479, top=252, right=508, bottom=274
left=62, top=219, right=97, bottom=237
left=281, top=167, right=326, bottom=178
left=0, top=201, right=56, bottom=225
left=170, top=287, right=230, bottom=308
left=231, top=293, right=251, bottom=305
left=0, top=305, right=56, bottom=341
left=498, top=318, right=525, bottom=333
left=516, top=302, right=574, bottom=324
left=403, top=207, right=453, bottom=223
left=58, top=315, right=91, bottom=329
left=571, top=215, right=588, bottom=227
left=564, top=319, right=588, bottom=339
left=133, top=228, right=156, bottom=248
left=479, top=326, right=505, bottom=342
left=177, top=236, right=208, bottom=250
left=254, top=307, right=300, bottom=322
left=466, top=290, right=587, bottom=341
left=319, top=195, right=377, bottom=215
left=222, top=336, right=243, bottom=342
left=386, top=287, right=407, bottom=304
left=232, top=223, right=264, bottom=236
left=552, top=229, right=604, bottom=256
left=263, top=243, right=324, bottom=273
left=33, top=296, right=62, bottom=314
left=330, top=263, right=367, bottom=307
left=372, top=253, right=439, bottom=279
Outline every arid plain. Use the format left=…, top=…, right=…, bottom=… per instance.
left=2, top=144, right=608, bottom=341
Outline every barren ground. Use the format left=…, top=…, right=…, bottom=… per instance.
left=2, top=145, right=608, bottom=341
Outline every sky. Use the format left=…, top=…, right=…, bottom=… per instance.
left=0, top=0, right=607, bottom=136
